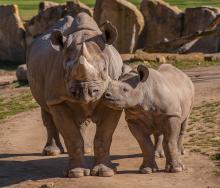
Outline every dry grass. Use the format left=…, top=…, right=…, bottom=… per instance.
left=186, top=100, right=220, bottom=157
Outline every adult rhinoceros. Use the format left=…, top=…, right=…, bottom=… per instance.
left=27, top=13, right=126, bottom=178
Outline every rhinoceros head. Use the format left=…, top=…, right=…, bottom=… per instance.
left=50, top=16, right=118, bottom=103
left=104, top=65, right=149, bottom=109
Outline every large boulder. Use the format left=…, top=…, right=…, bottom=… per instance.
left=39, top=1, right=60, bottom=12
left=139, top=0, right=183, bottom=49
left=66, top=1, right=93, bottom=17
left=16, top=64, right=28, bottom=82
left=94, top=0, right=144, bottom=53
left=0, top=5, right=25, bottom=62
left=25, top=4, right=66, bottom=38
left=25, top=0, right=93, bottom=38
left=183, top=7, right=220, bottom=53
left=121, top=51, right=205, bottom=63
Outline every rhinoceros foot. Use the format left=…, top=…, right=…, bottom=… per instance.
left=165, top=160, right=185, bottom=173
left=140, top=167, right=158, bottom=174
left=140, top=162, right=158, bottom=174
left=42, top=145, right=64, bottom=156
left=91, top=163, right=116, bottom=177
left=67, top=168, right=90, bottom=178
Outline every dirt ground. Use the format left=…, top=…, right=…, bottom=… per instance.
left=0, top=66, right=220, bottom=188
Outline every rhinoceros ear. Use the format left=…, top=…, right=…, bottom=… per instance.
left=137, top=65, right=149, bottom=82
left=50, top=30, right=67, bottom=51
left=102, top=21, right=118, bottom=45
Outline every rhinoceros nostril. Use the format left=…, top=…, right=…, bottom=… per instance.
left=105, top=92, right=112, bottom=98
left=89, top=88, right=99, bottom=97
left=71, top=89, right=80, bottom=97
left=93, top=89, right=99, bottom=93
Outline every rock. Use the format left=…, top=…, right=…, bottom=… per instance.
left=94, top=0, right=144, bottom=53
left=120, top=54, right=135, bottom=62
left=121, top=50, right=205, bottom=63
left=16, top=64, right=28, bottom=82
left=39, top=182, right=54, bottom=188
left=204, top=53, right=220, bottom=61
left=139, top=0, right=183, bottom=50
left=0, top=5, right=26, bottom=62
left=39, top=1, right=59, bottom=12
left=183, top=7, right=220, bottom=53
left=156, top=56, right=166, bottom=64
left=66, top=1, right=93, bottom=17
left=25, top=4, right=66, bottom=37
left=166, top=53, right=205, bottom=62
left=25, top=0, right=93, bottom=39
left=25, top=1, right=93, bottom=38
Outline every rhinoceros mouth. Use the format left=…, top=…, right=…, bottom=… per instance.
left=103, top=96, right=124, bottom=107
left=103, top=100, right=124, bottom=110
left=105, top=97, right=120, bottom=102
left=69, top=80, right=107, bottom=103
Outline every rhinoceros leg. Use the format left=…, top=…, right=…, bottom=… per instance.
left=41, top=109, right=64, bottom=156
left=128, top=122, right=158, bottom=174
left=154, top=134, right=165, bottom=158
left=91, top=105, right=122, bottom=177
left=163, top=117, right=184, bottom=173
left=50, top=104, right=90, bottom=178
left=178, top=118, right=188, bottom=155
left=80, top=120, right=92, bottom=154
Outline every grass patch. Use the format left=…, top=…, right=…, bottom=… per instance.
left=171, top=61, right=220, bottom=70
left=210, top=153, right=220, bottom=176
left=1, top=0, right=220, bottom=20
left=0, top=91, right=39, bottom=121
left=190, top=148, right=201, bottom=153
left=186, top=100, right=220, bottom=157
left=214, top=170, right=220, bottom=176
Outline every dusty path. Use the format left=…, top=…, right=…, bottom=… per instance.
left=0, top=66, right=220, bottom=188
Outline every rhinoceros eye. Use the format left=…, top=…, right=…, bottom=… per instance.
left=123, top=87, right=129, bottom=92
left=101, top=70, right=108, bottom=80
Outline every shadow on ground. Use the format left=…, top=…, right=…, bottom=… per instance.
left=0, top=60, right=22, bottom=71
left=0, top=153, right=142, bottom=187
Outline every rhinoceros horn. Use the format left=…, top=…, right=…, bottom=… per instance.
left=81, top=42, right=91, bottom=61
left=73, top=43, right=98, bottom=81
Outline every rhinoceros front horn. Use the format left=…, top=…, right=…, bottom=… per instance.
left=73, top=42, right=98, bottom=80
left=81, top=42, right=91, bottom=61
left=101, top=21, right=118, bottom=45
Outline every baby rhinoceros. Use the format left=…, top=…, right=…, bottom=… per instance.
left=103, top=64, right=194, bottom=173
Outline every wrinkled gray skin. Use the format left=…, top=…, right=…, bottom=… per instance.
left=27, top=13, right=128, bottom=178
left=104, top=64, right=194, bottom=173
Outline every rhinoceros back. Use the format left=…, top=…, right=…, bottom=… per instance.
left=157, top=64, right=194, bottom=119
